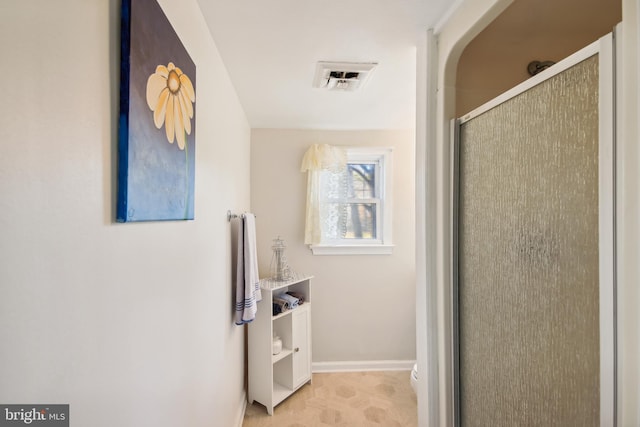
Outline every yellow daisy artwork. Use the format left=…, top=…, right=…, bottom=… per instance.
left=117, top=0, right=197, bottom=222
left=146, top=62, right=195, bottom=150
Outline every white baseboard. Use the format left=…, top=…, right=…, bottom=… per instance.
left=312, top=359, right=416, bottom=373
left=235, top=391, right=247, bottom=427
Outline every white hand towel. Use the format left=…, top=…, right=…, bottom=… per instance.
left=234, top=218, right=248, bottom=325
left=234, top=213, right=261, bottom=324
left=243, top=213, right=261, bottom=306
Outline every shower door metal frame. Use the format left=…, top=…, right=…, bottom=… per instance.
left=452, top=32, right=617, bottom=427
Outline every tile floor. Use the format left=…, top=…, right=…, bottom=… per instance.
left=242, top=371, right=417, bottom=427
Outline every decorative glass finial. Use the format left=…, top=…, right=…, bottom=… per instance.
left=270, top=236, right=292, bottom=281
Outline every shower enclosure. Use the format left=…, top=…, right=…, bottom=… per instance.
left=453, top=34, right=616, bottom=426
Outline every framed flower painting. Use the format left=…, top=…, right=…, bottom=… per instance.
left=117, top=0, right=196, bottom=222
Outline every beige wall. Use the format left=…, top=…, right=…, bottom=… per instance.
left=455, top=0, right=622, bottom=116
left=251, top=129, right=416, bottom=364
left=0, top=1, right=250, bottom=426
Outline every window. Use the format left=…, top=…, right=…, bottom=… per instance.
left=310, top=147, right=393, bottom=255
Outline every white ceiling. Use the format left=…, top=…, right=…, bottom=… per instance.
left=196, top=0, right=454, bottom=130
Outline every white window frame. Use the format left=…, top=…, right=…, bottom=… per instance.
left=310, top=147, right=394, bottom=255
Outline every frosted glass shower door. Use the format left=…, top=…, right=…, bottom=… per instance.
left=455, top=37, right=615, bottom=427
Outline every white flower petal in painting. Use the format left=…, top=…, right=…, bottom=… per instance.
left=146, top=73, right=166, bottom=110
left=173, top=94, right=186, bottom=150
left=177, top=90, right=191, bottom=135
left=179, top=74, right=195, bottom=101
left=165, top=95, right=175, bottom=144
left=153, top=88, right=170, bottom=129
left=145, top=62, right=195, bottom=149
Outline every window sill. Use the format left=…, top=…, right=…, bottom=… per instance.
left=309, top=244, right=394, bottom=256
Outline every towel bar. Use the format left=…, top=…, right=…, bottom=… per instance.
left=227, top=210, right=256, bottom=222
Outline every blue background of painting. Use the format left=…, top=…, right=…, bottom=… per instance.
left=117, top=0, right=196, bottom=221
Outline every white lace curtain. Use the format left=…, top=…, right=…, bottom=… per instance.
left=300, top=144, right=347, bottom=245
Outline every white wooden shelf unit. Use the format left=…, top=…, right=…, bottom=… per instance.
left=247, top=276, right=313, bottom=415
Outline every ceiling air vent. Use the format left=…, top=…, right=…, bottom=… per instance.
left=312, top=61, right=378, bottom=91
